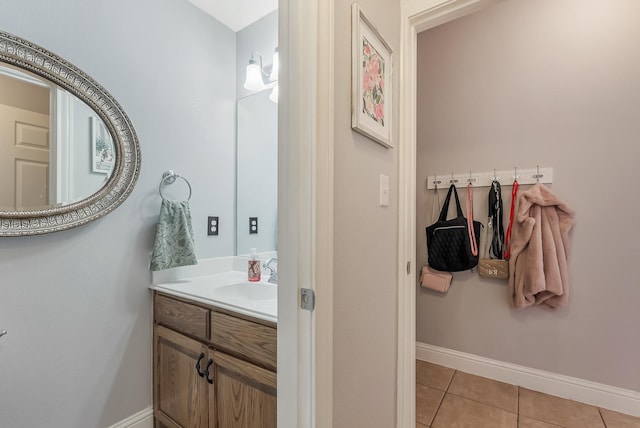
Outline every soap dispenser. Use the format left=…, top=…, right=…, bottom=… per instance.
left=248, top=248, right=261, bottom=282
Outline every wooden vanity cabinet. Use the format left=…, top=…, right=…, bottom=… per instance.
left=213, top=351, right=277, bottom=428
left=153, top=292, right=276, bottom=428
left=154, top=325, right=210, bottom=428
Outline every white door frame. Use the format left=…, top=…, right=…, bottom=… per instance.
left=396, top=0, right=501, bottom=426
left=278, top=0, right=334, bottom=427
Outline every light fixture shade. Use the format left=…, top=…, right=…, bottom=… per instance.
left=269, top=84, right=279, bottom=103
left=244, top=60, right=265, bottom=90
left=269, top=48, right=279, bottom=82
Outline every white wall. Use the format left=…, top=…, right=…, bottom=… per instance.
left=0, top=0, right=236, bottom=426
left=71, top=99, right=111, bottom=202
left=332, top=0, right=400, bottom=426
left=0, top=74, right=49, bottom=113
left=416, top=0, right=640, bottom=392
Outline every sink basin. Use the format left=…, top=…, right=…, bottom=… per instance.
left=213, top=282, right=277, bottom=301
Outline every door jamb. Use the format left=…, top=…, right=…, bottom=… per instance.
left=278, top=0, right=334, bottom=426
left=396, top=1, right=501, bottom=426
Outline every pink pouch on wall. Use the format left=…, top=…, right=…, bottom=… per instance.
left=420, top=265, right=452, bottom=293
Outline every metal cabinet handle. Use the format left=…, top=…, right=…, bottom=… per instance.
left=0, top=330, right=6, bottom=339
left=195, top=352, right=205, bottom=377
left=205, top=359, right=214, bottom=384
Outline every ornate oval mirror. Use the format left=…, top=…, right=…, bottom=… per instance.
left=0, top=31, right=140, bottom=236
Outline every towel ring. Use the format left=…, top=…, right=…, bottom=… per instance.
left=159, top=170, right=192, bottom=201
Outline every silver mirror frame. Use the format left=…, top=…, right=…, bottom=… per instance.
left=0, top=31, right=141, bottom=236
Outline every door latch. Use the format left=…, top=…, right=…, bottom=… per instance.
left=301, top=288, right=315, bottom=311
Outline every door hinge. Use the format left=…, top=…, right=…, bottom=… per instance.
left=407, top=261, right=411, bottom=275
left=301, top=288, right=315, bottom=312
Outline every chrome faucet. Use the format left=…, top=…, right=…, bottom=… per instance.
left=263, top=258, right=278, bottom=284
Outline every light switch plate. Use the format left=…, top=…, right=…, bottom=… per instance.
left=379, top=174, right=389, bottom=207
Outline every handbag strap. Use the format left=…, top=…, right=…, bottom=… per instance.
left=482, top=219, right=491, bottom=259
left=466, top=183, right=479, bottom=257
left=488, top=180, right=505, bottom=259
left=431, top=185, right=441, bottom=224
left=503, top=180, right=519, bottom=260
left=438, top=184, right=464, bottom=221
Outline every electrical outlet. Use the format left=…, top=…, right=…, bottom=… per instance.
left=207, top=216, right=219, bottom=236
left=249, top=217, right=258, bottom=234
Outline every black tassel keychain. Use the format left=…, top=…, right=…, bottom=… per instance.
left=488, top=180, right=505, bottom=259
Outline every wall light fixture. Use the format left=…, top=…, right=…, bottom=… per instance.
left=243, top=47, right=278, bottom=103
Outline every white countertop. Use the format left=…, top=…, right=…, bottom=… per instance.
left=150, top=258, right=277, bottom=324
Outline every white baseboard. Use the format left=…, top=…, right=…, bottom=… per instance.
left=416, top=342, right=640, bottom=418
left=107, top=406, right=154, bottom=428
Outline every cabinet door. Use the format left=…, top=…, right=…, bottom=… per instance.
left=212, top=351, right=277, bottom=428
left=154, top=325, right=210, bottom=428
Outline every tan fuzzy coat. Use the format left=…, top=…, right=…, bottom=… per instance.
left=508, top=183, right=575, bottom=308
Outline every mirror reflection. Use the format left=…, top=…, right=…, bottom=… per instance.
left=236, top=90, right=278, bottom=256
left=0, top=63, right=113, bottom=212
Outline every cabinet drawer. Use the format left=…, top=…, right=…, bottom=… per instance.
left=155, top=294, right=209, bottom=340
left=211, top=311, right=277, bottom=371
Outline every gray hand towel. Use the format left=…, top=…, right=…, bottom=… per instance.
left=150, top=199, right=198, bottom=271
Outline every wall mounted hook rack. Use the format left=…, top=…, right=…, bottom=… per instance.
left=427, top=167, right=553, bottom=190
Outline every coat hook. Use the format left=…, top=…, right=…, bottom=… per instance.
left=513, top=166, right=518, bottom=181
left=467, top=170, right=476, bottom=183
left=433, top=173, right=441, bottom=189
left=533, top=165, right=543, bottom=182
left=450, top=172, right=458, bottom=184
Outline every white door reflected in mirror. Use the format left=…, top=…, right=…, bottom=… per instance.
left=0, top=64, right=113, bottom=213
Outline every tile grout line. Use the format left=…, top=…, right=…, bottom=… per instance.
left=417, top=362, right=638, bottom=428
left=597, top=407, right=607, bottom=428
left=429, top=369, right=457, bottom=427
left=446, top=369, right=455, bottom=391
left=417, top=382, right=566, bottom=428
left=444, top=390, right=519, bottom=416
left=517, top=386, right=520, bottom=427
left=430, top=389, right=447, bottom=427
left=515, top=388, right=567, bottom=427
left=445, top=369, right=521, bottom=416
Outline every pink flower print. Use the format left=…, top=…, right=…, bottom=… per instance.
left=363, top=67, right=374, bottom=92
left=376, top=102, right=384, bottom=121
left=371, top=57, right=380, bottom=75
left=361, top=37, right=386, bottom=126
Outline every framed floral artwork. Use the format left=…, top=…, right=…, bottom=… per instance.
left=351, top=3, right=393, bottom=148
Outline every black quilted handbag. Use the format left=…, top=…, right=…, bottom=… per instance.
left=426, top=184, right=482, bottom=272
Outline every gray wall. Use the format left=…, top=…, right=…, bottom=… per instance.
left=332, top=0, right=400, bottom=426
left=0, top=0, right=236, bottom=426
left=235, top=11, right=279, bottom=256
left=416, top=0, right=640, bottom=392
left=236, top=90, right=278, bottom=256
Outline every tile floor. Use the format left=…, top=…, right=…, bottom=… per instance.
left=416, top=360, right=640, bottom=428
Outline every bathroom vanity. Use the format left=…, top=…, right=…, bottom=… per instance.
left=151, top=264, right=277, bottom=428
